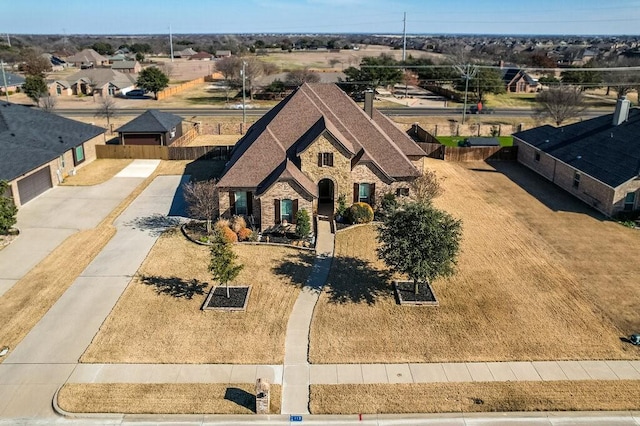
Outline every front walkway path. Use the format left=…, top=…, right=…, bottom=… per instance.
left=281, top=219, right=335, bottom=415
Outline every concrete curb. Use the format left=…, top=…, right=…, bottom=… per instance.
left=52, top=385, right=124, bottom=420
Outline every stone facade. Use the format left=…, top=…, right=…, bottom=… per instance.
left=300, top=133, right=352, bottom=202
left=8, top=133, right=104, bottom=207
left=516, top=138, right=639, bottom=216
left=259, top=181, right=314, bottom=231
left=218, top=187, right=261, bottom=228
left=351, top=163, right=412, bottom=209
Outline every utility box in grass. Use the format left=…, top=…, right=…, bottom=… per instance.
left=255, top=378, right=270, bottom=414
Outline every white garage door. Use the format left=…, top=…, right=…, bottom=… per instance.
left=17, top=166, right=53, bottom=204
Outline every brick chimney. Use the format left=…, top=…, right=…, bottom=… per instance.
left=364, top=91, right=374, bottom=118
left=612, top=96, right=631, bottom=126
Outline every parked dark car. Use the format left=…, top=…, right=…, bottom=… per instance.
left=125, top=89, right=146, bottom=98
left=468, top=105, right=494, bottom=114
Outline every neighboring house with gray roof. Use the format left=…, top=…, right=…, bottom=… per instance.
left=0, top=72, right=25, bottom=94
left=48, top=69, right=136, bottom=97
left=116, top=110, right=183, bottom=146
left=217, top=83, right=426, bottom=231
left=0, top=101, right=105, bottom=206
left=65, top=49, right=109, bottom=68
left=514, top=97, right=640, bottom=217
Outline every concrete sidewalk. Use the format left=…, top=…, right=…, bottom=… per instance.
left=0, top=173, right=187, bottom=420
left=281, top=219, right=335, bottom=415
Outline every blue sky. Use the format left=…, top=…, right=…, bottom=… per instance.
left=6, top=0, right=640, bottom=35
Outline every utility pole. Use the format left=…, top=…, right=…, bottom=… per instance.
left=1, top=60, right=9, bottom=102
left=241, top=60, right=247, bottom=125
left=5, top=34, right=10, bottom=47
left=402, top=12, right=407, bottom=62
left=169, top=25, right=174, bottom=62
left=454, top=64, right=477, bottom=125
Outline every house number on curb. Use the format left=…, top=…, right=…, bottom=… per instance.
left=290, top=415, right=303, bottom=422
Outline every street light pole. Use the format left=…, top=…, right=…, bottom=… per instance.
left=241, top=60, right=247, bottom=125
left=1, top=60, right=9, bottom=102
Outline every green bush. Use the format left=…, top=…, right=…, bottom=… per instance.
left=379, top=192, right=397, bottom=218
left=295, top=208, right=311, bottom=238
left=0, top=180, right=17, bottom=235
left=347, top=202, right=374, bottom=224
left=335, top=194, right=347, bottom=217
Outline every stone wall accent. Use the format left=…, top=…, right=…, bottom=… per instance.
left=299, top=132, right=352, bottom=202
left=351, top=163, right=410, bottom=209
left=217, top=187, right=261, bottom=229
left=259, top=181, right=314, bottom=231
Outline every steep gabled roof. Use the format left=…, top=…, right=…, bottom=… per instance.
left=514, top=108, right=640, bottom=188
left=218, top=83, right=424, bottom=193
left=116, top=110, right=183, bottom=133
left=257, top=159, right=318, bottom=197
left=65, top=48, right=108, bottom=64
left=0, top=102, right=104, bottom=181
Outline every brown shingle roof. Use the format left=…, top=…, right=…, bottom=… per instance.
left=217, top=83, right=424, bottom=193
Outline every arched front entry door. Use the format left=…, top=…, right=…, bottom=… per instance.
left=317, top=179, right=334, bottom=217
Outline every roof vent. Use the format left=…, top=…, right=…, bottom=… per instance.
left=577, top=155, right=582, bottom=159
left=544, top=139, right=549, bottom=143
left=612, top=96, right=631, bottom=126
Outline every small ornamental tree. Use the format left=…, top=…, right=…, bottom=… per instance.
left=409, top=170, right=443, bottom=205
left=183, top=179, right=218, bottom=234
left=209, top=229, right=244, bottom=298
left=377, top=202, right=462, bottom=295
left=135, top=66, right=169, bottom=100
left=0, top=181, right=18, bottom=235
left=295, top=208, right=311, bottom=238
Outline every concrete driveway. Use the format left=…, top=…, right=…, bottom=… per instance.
left=0, top=161, right=159, bottom=297
left=0, top=174, right=188, bottom=420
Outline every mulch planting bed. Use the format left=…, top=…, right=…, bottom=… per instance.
left=394, top=280, right=438, bottom=306
left=203, top=286, right=251, bottom=311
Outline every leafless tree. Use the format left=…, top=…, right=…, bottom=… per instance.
left=535, top=86, right=586, bottom=126
left=161, top=62, right=176, bottom=80
left=38, top=94, right=57, bottom=112
left=183, top=179, right=218, bottom=234
left=285, top=67, right=321, bottom=86
left=328, top=58, right=341, bottom=68
left=95, top=96, right=118, bottom=132
left=20, top=48, right=52, bottom=77
left=409, top=169, right=443, bottom=204
left=215, top=56, right=242, bottom=102
left=243, top=57, right=266, bottom=100
left=603, top=58, right=640, bottom=99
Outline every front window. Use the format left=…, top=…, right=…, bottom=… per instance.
left=281, top=199, right=293, bottom=223
left=534, top=152, right=540, bottom=162
left=56, top=85, right=62, bottom=95
left=73, top=145, right=85, bottom=165
left=624, top=192, right=636, bottom=211
left=108, top=85, right=116, bottom=96
left=359, top=183, right=370, bottom=203
left=235, top=191, right=247, bottom=215
left=573, top=172, right=580, bottom=189
left=318, top=152, right=334, bottom=167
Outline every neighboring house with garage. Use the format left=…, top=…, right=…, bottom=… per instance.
left=48, top=68, right=136, bottom=97
left=513, top=97, right=640, bottom=217
left=0, top=101, right=105, bottom=206
left=216, top=83, right=426, bottom=232
left=116, top=110, right=184, bottom=146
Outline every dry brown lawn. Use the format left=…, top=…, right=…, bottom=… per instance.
left=61, top=159, right=133, bottom=186
left=310, top=160, right=640, bottom=364
left=58, top=383, right=281, bottom=414
left=187, top=135, right=242, bottom=147
left=311, top=381, right=640, bottom=414
left=81, top=230, right=313, bottom=364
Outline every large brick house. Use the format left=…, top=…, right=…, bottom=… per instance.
left=216, top=83, right=426, bottom=231
left=513, top=97, right=640, bottom=217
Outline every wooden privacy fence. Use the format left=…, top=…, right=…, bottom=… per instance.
left=156, top=74, right=219, bottom=100
left=96, top=144, right=234, bottom=161
left=442, top=146, right=518, bottom=162
left=170, top=126, right=200, bottom=147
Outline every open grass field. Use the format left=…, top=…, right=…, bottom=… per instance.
left=309, top=159, right=640, bottom=364
left=311, top=381, right=640, bottom=414
left=80, top=230, right=313, bottom=364
left=58, top=383, right=281, bottom=414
